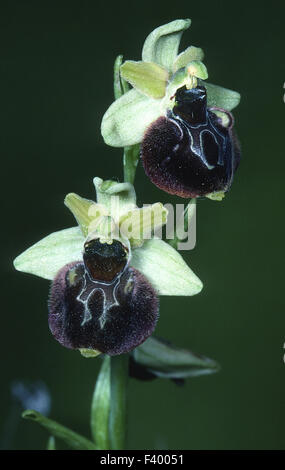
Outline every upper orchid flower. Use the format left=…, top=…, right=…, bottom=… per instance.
left=101, top=19, right=241, bottom=200
left=14, top=177, right=202, bottom=357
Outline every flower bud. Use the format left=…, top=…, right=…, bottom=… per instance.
left=48, top=239, right=159, bottom=356
left=141, top=85, right=241, bottom=198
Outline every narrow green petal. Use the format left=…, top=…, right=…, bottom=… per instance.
left=13, top=227, right=84, bottom=280
left=120, top=61, right=168, bottom=99
left=101, top=88, right=163, bottom=147
left=201, top=80, right=241, bottom=110
left=172, top=46, right=204, bottom=73
left=142, top=19, right=191, bottom=71
left=119, top=203, right=168, bottom=248
left=130, top=239, right=202, bottom=296
left=64, top=193, right=106, bottom=236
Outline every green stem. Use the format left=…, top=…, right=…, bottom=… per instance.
left=102, top=56, right=131, bottom=453
left=168, top=199, right=196, bottom=249
left=123, top=144, right=140, bottom=185
left=91, top=356, right=111, bottom=449
left=109, top=354, right=129, bottom=450
left=113, top=55, right=140, bottom=185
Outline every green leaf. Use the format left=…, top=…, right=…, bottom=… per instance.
left=142, top=19, right=191, bottom=71
left=47, top=436, right=56, bottom=450
left=172, top=46, right=204, bottom=72
left=101, top=88, right=163, bottom=147
left=130, top=238, right=202, bottom=296
left=22, top=410, right=97, bottom=450
left=120, top=61, right=168, bottom=99
left=91, top=356, right=111, bottom=449
left=114, top=55, right=129, bottom=100
left=14, top=227, right=84, bottom=280
left=109, top=355, right=128, bottom=450
left=201, top=80, right=241, bottom=111
left=132, top=337, right=220, bottom=379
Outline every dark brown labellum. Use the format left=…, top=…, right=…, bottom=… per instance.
left=48, top=260, right=159, bottom=356
left=141, top=85, right=241, bottom=198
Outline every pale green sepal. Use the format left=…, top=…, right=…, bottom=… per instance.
left=91, top=356, right=111, bottom=449
left=200, top=80, right=241, bottom=110
left=120, top=61, right=168, bottom=99
left=22, top=410, right=97, bottom=450
left=172, top=46, right=204, bottom=73
left=13, top=227, right=84, bottom=280
left=142, top=19, right=191, bottom=71
left=130, top=238, right=202, bottom=296
left=64, top=193, right=107, bottom=236
left=101, top=88, right=163, bottom=147
left=94, top=177, right=137, bottom=220
left=133, top=337, right=219, bottom=379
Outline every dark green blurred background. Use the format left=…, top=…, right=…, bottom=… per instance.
left=1, top=0, right=284, bottom=450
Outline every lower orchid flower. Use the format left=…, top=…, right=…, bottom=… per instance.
left=14, top=177, right=202, bottom=357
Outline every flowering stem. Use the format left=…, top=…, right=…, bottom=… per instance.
left=168, top=199, right=196, bottom=249
left=109, top=354, right=129, bottom=449
left=91, top=356, right=111, bottom=449
left=123, top=144, right=140, bottom=184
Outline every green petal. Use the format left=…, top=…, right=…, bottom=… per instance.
left=119, top=203, right=168, bottom=248
left=172, top=46, right=204, bottom=73
left=201, top=80, right=241, bottom=111
left=101, top=88, right=163, bottom=147
left=142, top=19, right=191, bottom=71
left=120, top=61, right=168, bottom=99
left=64, top=193, right=106, bottom=236
left=130, top=238, right=202, bottom=296
left=132, top=336, right=219, bottom=379
left=13, top=227, right=84, bottom=280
